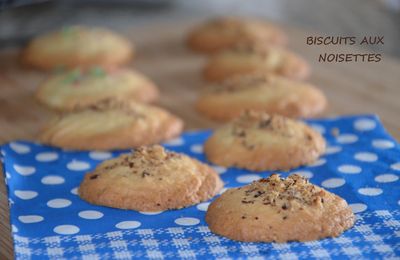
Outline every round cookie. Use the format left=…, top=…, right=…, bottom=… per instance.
left=203, top=43, right=310, bottom=82
left=187, top=17, right=287, bottom=54
left=79, top=145, right=223, bottom=211
left=39, top=99, right=183, bottom=150
left=206, top=174, right=355, bottom=242
left=22, top=26, right=133, bottom=70
left=204, top=111, right=326, bottom=171
left=36, top=67, right=159, bottom=111
left=196, top=74, right=327, bottom=121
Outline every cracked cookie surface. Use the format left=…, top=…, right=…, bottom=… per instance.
left=203, top=43, right=310, bottom=82
left=196, top=73, right=327, bottom=120
left=39, top=99, right=183, bottom=150
left=22, top=26, right=133, bottom=70
left=36, top=68, right=159, bottom=111
left=187, top=17, right=286, bottom=54
left=206, top=174, right=355, bottom=242
left=79, top=145, right=223, bottom=211
left=204, top=111, right=325, bottom=171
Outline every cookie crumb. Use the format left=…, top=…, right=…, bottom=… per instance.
left=331, top=127, right=340, bottom=136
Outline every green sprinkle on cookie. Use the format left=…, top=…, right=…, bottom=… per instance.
left=62, top=69, right=82, bottom=85
left=89, top=67, right=106, bottom=77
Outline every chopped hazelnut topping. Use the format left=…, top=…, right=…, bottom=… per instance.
left=210, top=73, right=274, bottom=94
left=240, top=174, right=326, bottom=210
left=72, top=98, right=146, bottom=119
left=229, top=111, right=308, bottom=151
left=331, top=127, right=340, bottom=137
left=108, top=145, right=183, bottom=180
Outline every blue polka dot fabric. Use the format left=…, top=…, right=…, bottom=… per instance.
left=1, top=114, right=399, bottom=259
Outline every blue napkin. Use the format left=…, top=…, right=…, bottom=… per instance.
left=1, top=114, right=399, bottom=259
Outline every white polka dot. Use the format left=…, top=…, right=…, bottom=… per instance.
left=212, top=166, right=226, bottom=174
left=337, top=134, right=358, bottom=144
left=291, top=171, right=313, bottom=179
left=35, top=152, right=59, bottom=162
left=78, top=210, right=104, bottom=219
left=10, top=142, right=31, bottom=154
left=354, top=152, right=378, bottom=162
left=6, top=172, right=11, bottom=179
left=47, top=199, right=72, bottom=208
left=349, top=203, right=367, bottom=213
left=14, top=190, right=38, bottom=200
left=53, top=225, right=80, bottom=235
left=338, top=165, right=362, bottom=174
left=70, top=187, right=78, bottom=195
left=18, top=215, right=44, bottom=223
left=190, top=144, right=203, bottom=154
left=375, top=174, right=398, bottom=183
left=236, top=174, right=262, bottom=183
left=89, top=151, right=112, bottom=160
left=196, top=202, right=210, bottom=211
left=372, top=139, right=395, bottom=149
left=354, top=118, right=376, bottom=131
left=41, top=175, right=65, bottom=185
left=310, top=124, right=326, bottom=134
left=12, top=225, right=18, bottom=233
left=175, top=217, right=200, bottom=226
left=308, top=158, right=326, bottom=167
left=358, top=188, right=383, bottom=196
left=67, top=160, right=90, bottom=171
left=13, top=164, right=36, bottom=176
left=163, top=137, right=184, bottom=146
left=321, top=178, right=345, bottom=188
left=391, top=162, right=400, bottom=171
left=139, top=211, right=163, bottom=215
left=325, top=146, right=342, bottom=155
left=115, top=221, right=141, bottom=230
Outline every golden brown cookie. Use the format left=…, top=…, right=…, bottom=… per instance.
left=79, top=145, right=223, bottom=211
left=204, top=111, right=326, bottom=171
left=206, top=174, right=355, bottom=242
left=203, top=43, right=310, bottom=82
left=39, top=99, right=183, bottom=150
left=187, top=17, right=287, bottom=54
left=36, top=67, right=159, bottom=111
left=196, top=74, right=327, bottom=121
left=22, top=26, right=133, bottom=70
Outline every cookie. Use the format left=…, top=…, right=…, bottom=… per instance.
left=36, top=67, right=159, bottom=111
left=187, top=17, right=287, bottom=54
left=203, top=43, right=310, bottom=82
left=22, top=26, right=133, bottom=70
left=204, top=111, right=326, bottom=171
left=196, top=74, right=327, bottom=121
left=79, top=145, right=223, bottom=211
left=206, top=174, right=355, bottom=242
left=39, top=99, right=183, bottom=150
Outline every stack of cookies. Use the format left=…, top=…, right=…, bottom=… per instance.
left=22, top=26, right=183, bottom=150
left=187, top=17, right=327, bottom=121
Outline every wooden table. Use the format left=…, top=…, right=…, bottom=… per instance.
left=0, top=20, right=399, bottom=259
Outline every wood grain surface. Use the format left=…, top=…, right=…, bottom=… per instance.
left=0, top=20, right=399, bottom=259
